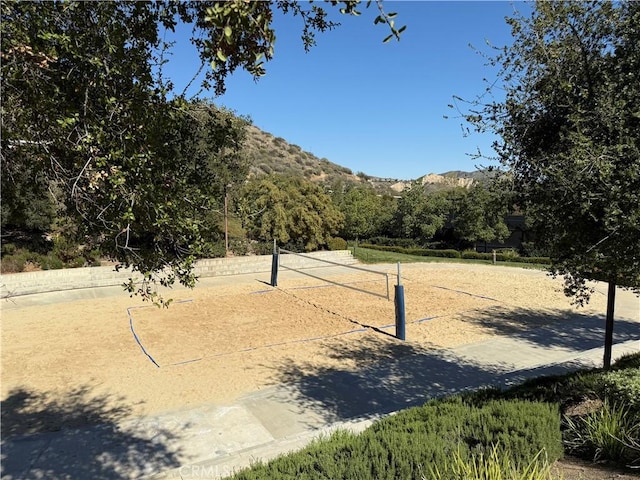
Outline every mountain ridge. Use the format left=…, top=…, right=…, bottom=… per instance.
left=242, top=124, right=481, bottom=193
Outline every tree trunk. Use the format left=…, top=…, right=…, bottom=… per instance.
left=603, top=280, right=616, bottom=369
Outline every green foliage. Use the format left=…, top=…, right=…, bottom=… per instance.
left=366, top=237, right=418, bottom=248
left=327, top=236, right=348, bottom=251
left=394, top=187, right=451, bottom=242
left=462, top=1, right=640, bottom=302
left=462, top=251, right=493, bottom=260
left=461, top=251, right=551, bottom=265
left=229, top=239, right=249, bottom=256
left=453, top=183, right=510, bottom=246
left=226, top=354, right=638, bottom=478
left=229, top=397, right=562, bottom=480
left=564, top=400, right=640, bottom=467
left=1, top=1, right=404, bottom=303
left=0, top=251, right=28, bottom=273
left=502, top=353, right=640, bottom=467
left=428, top=443, right=556, bottom=480
left=250, top=241, right=275, bottom=256
left=334, top=185, right=396, bottom=240
left=0, top=245, right=99, bottom=273
left=359, top=244, right=462, bottom=258
left=361, top=244, right=551, bottom=265
left=611, top=353, right=640, bottom=371
left=0, top=161, right=59, bottom=232
left=237, top=175, right=344, bottom=252
left=599, top=369, right=640, bottom=411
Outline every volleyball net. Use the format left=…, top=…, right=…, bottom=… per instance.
left=277, top=248, right=391, bottom=300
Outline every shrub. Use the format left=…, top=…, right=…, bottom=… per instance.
left=203, top=241, right=226, bottom=258
left=84, top=249, right=102, bottom=266
left=495, top=248, right=520, bottom=260
left=39, top=254, right=65, bottom=270
left=229, top=239, right=249, bottom=256
left=366, top=237, right=417, bottom=248
left=251, top=241, right=274, bottom=256
left=564, top=400, right=640, bottom=467
left=521, top=242, right=549, bottom=258
left=359, top=244, right=462, bottom=258
left=327, top=236, right=348, bottom=251
left=516, top=256, right=552, bottom=265
left=428, top=443, right=557, bottom=480
left=0, top=252, right=28, bottom=273
left=1, top=242, right=17, bottom=255
left=460, top=250, right=551, bottom=265
left=413, top=248, right=460, bottom=258
left=462, top=250, right=490, bottom=260
left=51, top=236, right=82, bottom=263
left=599, top=368, right=640, bottom=411
left=68, top=257, right=86, bottom=268
left=612, top=352, right=640, bottom=370
left=230, top=397, right=563, bottom=479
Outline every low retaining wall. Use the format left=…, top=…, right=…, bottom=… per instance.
left=0, top=250, right=357, bottom=298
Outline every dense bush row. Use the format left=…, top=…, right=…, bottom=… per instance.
left=230, top=397, right=562, bottom=480
left=359, top=244, right=461, bottom=258
left=358, top=243, right=551, bottom=265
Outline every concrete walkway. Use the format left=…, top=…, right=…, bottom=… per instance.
left=1, top=264, right=638, bottom=480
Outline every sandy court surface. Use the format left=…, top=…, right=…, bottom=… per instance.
left=1, top=263, right=611, bottom=434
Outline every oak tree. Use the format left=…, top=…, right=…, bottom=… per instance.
left=462, top=1, right=640, bottom=367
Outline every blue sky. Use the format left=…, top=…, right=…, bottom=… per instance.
left=163, top=1, right=529, bottom=180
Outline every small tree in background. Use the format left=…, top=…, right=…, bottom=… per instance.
left=238, top=175, right=344, bottom=252
left=335, top=185, right=396, bottom=241
left=453, top=183, right=510, bottom=251
left=394, top=186, right=450, bottom=244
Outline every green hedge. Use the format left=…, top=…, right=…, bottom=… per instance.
left=357, top=244, right=551, bottom=264
left=359, top=244, right=461, bottom=258
left=461, top=250, right=551, bottom=264
left=230, top=397, right=562, bottom=479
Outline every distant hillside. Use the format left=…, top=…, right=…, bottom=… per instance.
left=242, top=125, right=363, bottom=185
left=242, top=124, right=484, bottom=193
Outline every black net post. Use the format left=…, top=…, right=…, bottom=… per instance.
left=270, top=240, right=279, bottom=287
left=395, top=262, right=406, bottom=341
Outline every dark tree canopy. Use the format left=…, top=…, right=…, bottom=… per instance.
left=453, top=183, right=510, bottom=248
left=1, top=1, right=403, bottom=303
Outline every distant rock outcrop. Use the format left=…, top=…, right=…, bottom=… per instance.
left=419, top=173, right=474, bottom=189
